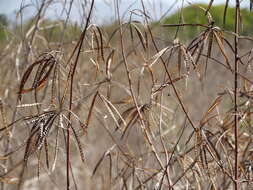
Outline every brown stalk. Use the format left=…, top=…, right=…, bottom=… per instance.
left=64, top=1, right=95, bottom=189
left=116, top=0, right=168, bottom=184
left=234, top=0, right=240, bottom=189
left=141, top=1, right=197, bottom=133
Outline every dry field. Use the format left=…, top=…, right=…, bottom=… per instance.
left=0, top=0, right=253, bottom=190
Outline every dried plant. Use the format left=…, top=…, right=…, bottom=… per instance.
left=0, top=0, right=253, bottom=190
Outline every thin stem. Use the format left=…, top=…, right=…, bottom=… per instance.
left=140, top=1, right=196, bottom=132
left=116, top=0, right=165, bottom=177
left=66, top=1, right=95, bottom=189
left=234, top=0, right=240, bottom=189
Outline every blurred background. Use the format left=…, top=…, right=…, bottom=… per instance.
left=0, top=0, right=249, bottom=24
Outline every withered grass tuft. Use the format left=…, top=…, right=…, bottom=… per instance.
left=0, top=0, right=253, bottom=190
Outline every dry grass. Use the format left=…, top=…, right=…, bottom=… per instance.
left=1, top=0, right=253, bottom=189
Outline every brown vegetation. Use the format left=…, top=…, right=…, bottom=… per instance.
left=0, top=0, right=253, bottom=190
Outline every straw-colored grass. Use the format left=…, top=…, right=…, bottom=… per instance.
left=0, top=0, right=253, bottom=190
